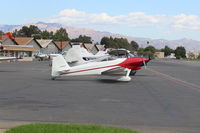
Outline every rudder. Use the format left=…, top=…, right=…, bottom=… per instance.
left=51, top=54, right=70, bottom=78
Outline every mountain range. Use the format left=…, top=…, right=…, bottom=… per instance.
left=0, top=22, right=200, bottom=52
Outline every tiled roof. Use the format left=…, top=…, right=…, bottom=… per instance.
left=54, top=41, right=70, bottom=50
left=0, top=35, right=8, bottom=42
left=36, top=39, right=53, bottom=48
left=96, top=45, right=105, bottom=51
left=83, top=43, right=95, bottom=51
left=14, top=37, right=33, bottom=45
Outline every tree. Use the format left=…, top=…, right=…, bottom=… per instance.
left=117, top=38, right=131, bottom=50
left=12, top=29, right=18, bottom=37
left=137, top=45, right=156, bottom=58
left=29, top=25, right=41, bottom=36
left=174, top=46, right=186, bottom=59
left=100, top=37, right=109, bottom=45
left=0, top=30, right=4, bottom=35
left=53, top=28, right=70, bottom=41
left=144, top=45, right=156, bottom=53
left=71, top=35, right=92, bottom=43
left=137, top=48, right=145, bottom=56
left=32, top=34, right=42, bottom=39
left=14, top=25, right=41, bottom=37
left=161, top=45, right=174, bottom=57
left=130, top=40, right=139, bottom=51
left=41, top=30, right=53, bottom=39
left=100, top=37, right=132, bottom=50
left=100, top=37, right=116, bottom=48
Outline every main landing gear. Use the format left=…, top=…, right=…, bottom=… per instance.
left=117, top=69, right=131, bottom=82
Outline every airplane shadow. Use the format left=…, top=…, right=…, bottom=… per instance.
left=0, top=70, right=17, bottom=73
left=134, top=74, right=152, bottom=77
left=50, top=77, right=97, bottom=82
left=97, top=79, right=129, bottom=84
left=49, top=77, right=128, bottom=84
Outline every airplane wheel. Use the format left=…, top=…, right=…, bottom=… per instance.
left=130, top=70, right=136, bottom=76
left=51, top=77, right=56, bottom=80
left=117, top=76, right=131, bottom=82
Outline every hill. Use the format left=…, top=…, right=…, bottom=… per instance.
left=1, top=22, right=200, bottom=51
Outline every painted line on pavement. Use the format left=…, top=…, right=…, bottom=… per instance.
left=147, top=68, right=200, bottom=92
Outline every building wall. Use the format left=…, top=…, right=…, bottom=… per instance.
left=2, top=38, right=16, bottom=45
left=154, top=52, right=164, bottom=59
left=42, top=42, right=59, bottom=54
left=91, top=46, right=98, bottom=54
left=27, top=40, right=41, bottom=55
left=186, top=52, right=200, bottom=59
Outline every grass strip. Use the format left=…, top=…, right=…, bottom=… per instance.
left=5, top=123, right=138, bottom=133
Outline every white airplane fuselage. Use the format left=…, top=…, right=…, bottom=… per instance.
left=60, top=58, right=126, bottom=76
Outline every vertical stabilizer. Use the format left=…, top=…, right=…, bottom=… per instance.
left=51, top=54, right=70, bottom=78
left=63, top=48, right=86, bottom=65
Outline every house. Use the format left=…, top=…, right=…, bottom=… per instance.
left=0, top=35, right=8, bottom=43
left=14, top=37, right=41, bottom=55
left=154, top=52, right=164, bottom=59
left=186, top=52, right=200, bottom=59
left=36, top=39, right=59, bottom=54
left=82, top=43, right=98, bottom=54
left=1, top=35, right=15, bottom=45
left=54, top=41, right=71, bottom=53
left=166, top=53, right=176, bottom=59
left=1, top=37, right=38, bottom=59
left=96, top=44, right=105, bottom=51
left=71, top=43, right=105, bottom=55
left=1, top=45, right=36, bottom=58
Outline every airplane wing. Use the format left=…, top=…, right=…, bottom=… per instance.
left=101, top=67, right=132, bottom=81
left=101, top=67, right=128, bottom=76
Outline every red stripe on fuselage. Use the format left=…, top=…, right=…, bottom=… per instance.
left=61, top=65, right=120, bottom=75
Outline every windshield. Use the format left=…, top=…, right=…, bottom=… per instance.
left=92, top=56, right=117, bottom=62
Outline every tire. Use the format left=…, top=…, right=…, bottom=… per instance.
left=51, top=77, right=56, bottom=80
left=130, top=70, right=136, bottom=76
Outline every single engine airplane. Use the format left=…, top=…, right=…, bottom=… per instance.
left=59, top=48, right=141, bottom=76
left=51, top=54, right=149, bottom=81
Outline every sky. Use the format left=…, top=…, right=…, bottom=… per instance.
left=0, top=0, right=200, bottom=40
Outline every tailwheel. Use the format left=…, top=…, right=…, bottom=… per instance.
left=51, top=77, right=56, bottom=80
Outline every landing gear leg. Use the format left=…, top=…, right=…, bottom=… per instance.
left=117, top=69, right=132, bottom=81
left=126, top=69, right=131, bottom=77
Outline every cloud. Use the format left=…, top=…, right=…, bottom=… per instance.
left=46, top=9, right=117, bottom=25
left=173, top=14, right=200, bottom=30
left=115, top=12, right=163, bottom=26
left=43, top=9, right=200, bottom=31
